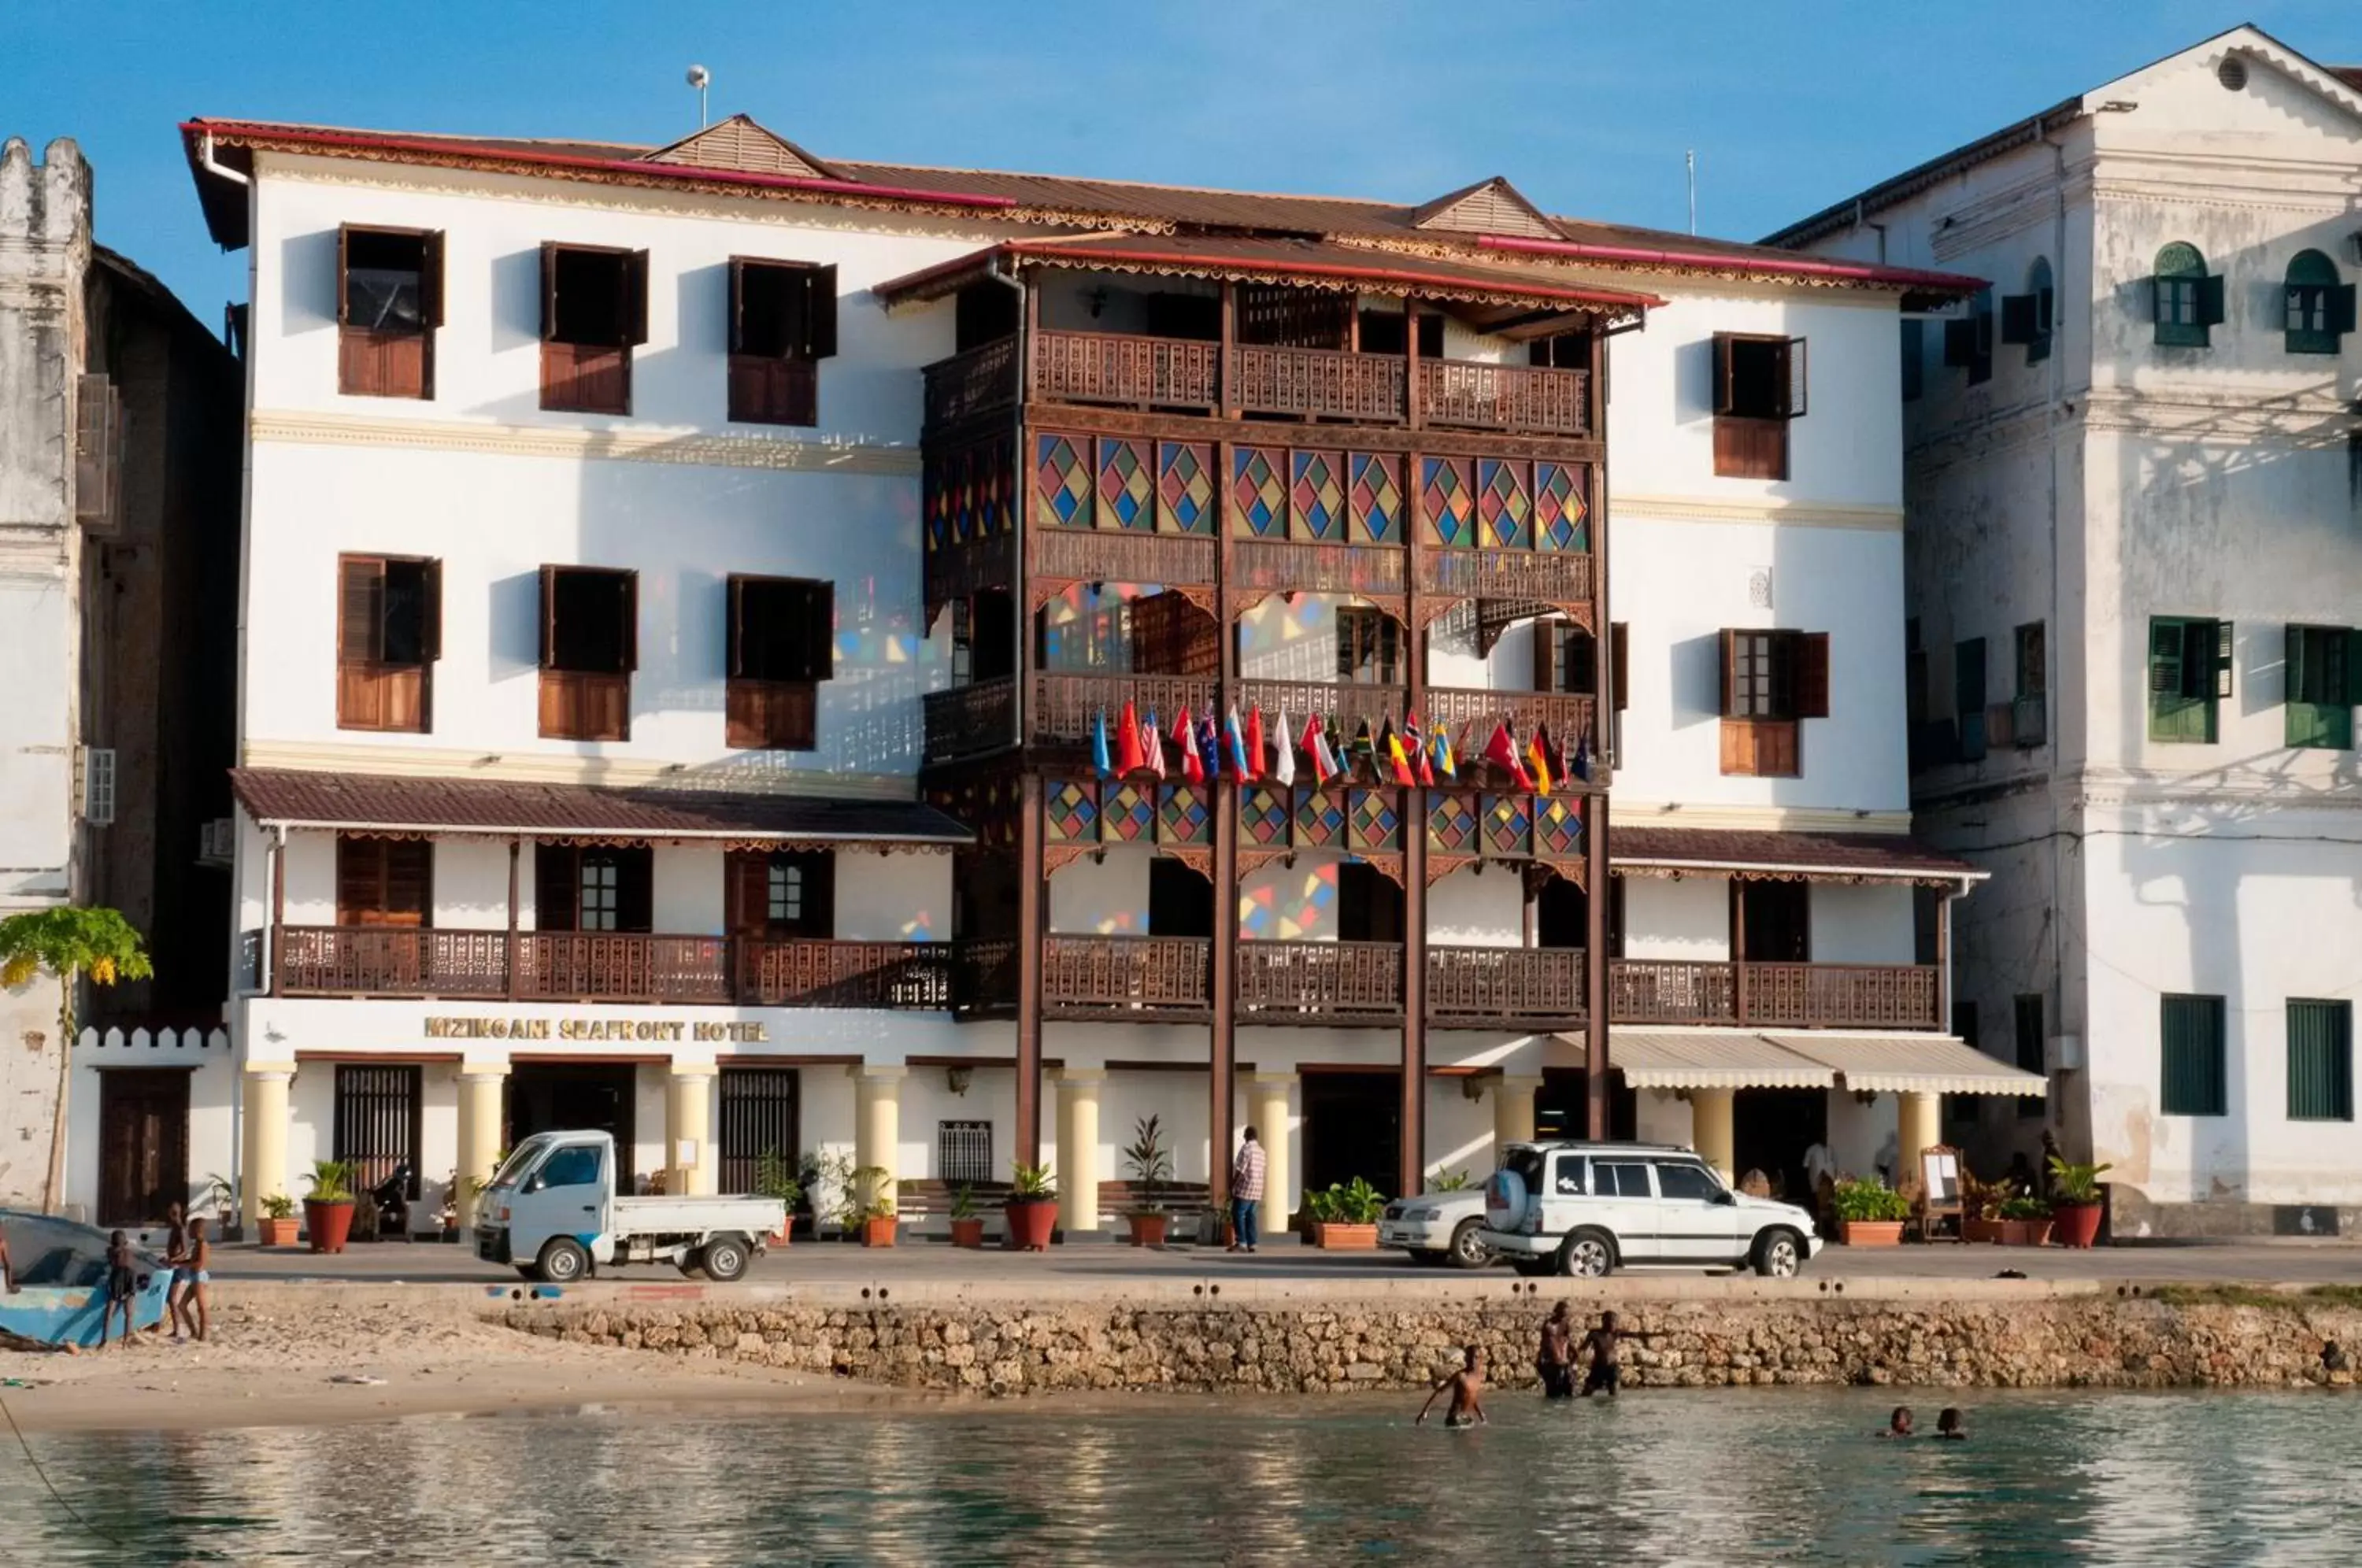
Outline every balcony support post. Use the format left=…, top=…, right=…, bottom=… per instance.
left=267, top=827, right=286, bottom=998
left=1732, top=877, right=1747, bottom=1026
left=1405, top=298, right=1423, bottom=431
left=1936, top=889, right=1953, bottom=1032
left=1218, top=282, right=1238, bottom=420
left=1399, top=786, right=1428, bottom=1201
left=1015, top=773, right=1045, bottom=1176
left=505, top=836, right=521, bottom=1001
left=1583, top=797, right=1611, bottom=1139
left=1209, top=776, right=1238, bottom=1211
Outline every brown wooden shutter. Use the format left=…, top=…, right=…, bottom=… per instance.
left=619, top=571, right=640, bottom=673
left=336, top=838, right=376, bottom=925
left=616, top=849, right=653, bottom=934
left=538, top=565, right=560, bottom=668
left=1611, top=622, right=1629, bottom=712
left=727, top=575, right=750, bottom=679
left=1796, top=632, right=1831, bottom=719
left=620, top=250, right=650, bottom=347
left=420, top=231, right=446, bottom=328
left=533, top=844, right=576, bottom=931
left=805, top=852, right=837, bottom=937
left=539, top=242, right=561, bottom=341
left=384, top=841, right=431, bottom=928
left=340, top=557, right=385, bottom=662
left=417, top=559, right=443, bottom=662
left=727, top=259, right=748, bottom=356
left=1718, top=629, right=1739, bottom=717
left=336, top=225, right=354, bottom=326
left=1780, top=338, right=1808, bottom=418
left=1531, top=616, right=1560, bottom=693
left=805, top=582, right=835, bottom=682
left=724, top=849, right=768, bottom=934
left=804, top=264, right=839, bottom=359
left=1711, top=333, right=1735, bottom=415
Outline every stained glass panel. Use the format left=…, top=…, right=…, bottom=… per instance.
left=1290, top=449, right=1346, bottom=542
left=1294, top=788, right=1346, bottom=847
left=1348, top=452, right=1402, bottom=544
left=1096, top=438, right=1154, bottom=532
left=1420, top=456, right=1474, bottom=547
left=1427, top=794, right=1478, bottom=854
left=1478, top=458, right=1531, bottom=549
left=1349, top=788, right=1401, bottom=852
left=1158, top=442, right=1215, bottom=535
left=1158, top=783, right=1210, bottom=845
left=1035, top=434, right=1092, bottom=530
left=1241, top=786, right=1292, bottom=845
left=1484, top=793, right=1534, bottom=856
left=1535, top=462, right=1588, bottom=553
left=1101, top=781, right=1155, bottom=842
left=1231, top=446, right=1287, bottom=538
left=1045, top=780, right=1098, bottom=842
left=1536, top=795, right=1582, bottom=859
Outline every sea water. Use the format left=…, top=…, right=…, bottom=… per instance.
left=5, top=1387, right=2359, bottom=1563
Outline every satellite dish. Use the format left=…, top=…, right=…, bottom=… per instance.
left=687, top=65, right=710, bottom=89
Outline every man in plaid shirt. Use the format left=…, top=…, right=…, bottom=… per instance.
left=1229, top=1126, right=1267, bottom=1253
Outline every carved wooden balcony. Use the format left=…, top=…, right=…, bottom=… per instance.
left=1031, top=671, right=1220, bottom=748
left=1040, top=934, right=1212, bottom=1019
left=273, top=927, right=509, bottom=998
left=1237, top=939, right=1404, bottom=1024
left=1033, top=329, right=1220, bottom=412
left=1425, top=689, right=1597, bottom=747
left=1427, top=945, right=1587, bottom=1026
left=1232, top=678, right=1405, bottom=730
left=1227, top=537, right=1406, bottom=601
left=923, top=336, right=1020, bottom=429
left=1418, top=360, right=1587, bottom=436
left=923, top=676, right=1020, bottom=762
left=1416, top=544, right=1594, bottom=609
left=1232, top=343, right=1405, bottom=423
left=1609, top=960, right=1941, bottom=1030
left=1030, top=524, right=1219, bottom=593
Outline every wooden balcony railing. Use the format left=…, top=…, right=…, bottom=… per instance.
left=1238, top=940, right=1403, bottom=1023
left=1427, top=945, right=1586, bottom=1026
left=1611, top=960, right=1941, bottom=1030
left=1416, top=543, right=1595, bottom=604
left=934, top=331, right=1591, bottom=437
left=1425, top=688, right=1597, bottom=745
left=1227, top=537, right=1406, bottom=599
left=923, top=675, right=1019, bottom=761
left=274, top=927, right=510, bottom=998
left=1031, top=671, right=1220, bottom=747
left=1042, top=935, right=1212, bottom=1016
left=739, top=941, right=956, bottom=1009
left=1233, top=679, right=1404, bottom=730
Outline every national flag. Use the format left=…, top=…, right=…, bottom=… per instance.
left=1175, top=705, right=1205, bottom=784
left=1349, top=719, right=1376, bottom=781
left=1527, top=721, right=1555, bottom=797
left=1569, top=727, right=1592, bottom=783
left=1224, top=706, right=1253, bottom=781
left=1378, top=719, right=1415, bottom=786
left=1301, top=712, right=1338, bottom=784
left=1142, top=708, right=1167, bottom=781
left=1432, top=723, right=1457, bottom=783
left=1200, top=713, right=1225, bottom=782
left=1405, top=712, right=1435, bottom=786
left=1483, top=720, right=1531, bottom=790
left=1116, top=698, right=1146, bottom=776
left=1271, top=707, right=1296, bottom=786
left=1091, top=709, right=1113, bottom=778
left=1246, top=706, right=1268, bottom=783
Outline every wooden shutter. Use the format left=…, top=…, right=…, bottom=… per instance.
left=802, top=264, right=839, bottom=360
left=2332, top=284, right=2359, bottom=335
left=2195, top=275, right=2226, bottom=327
left=1611, top=622, right=1628, bottom=712
left=727, top=575, right=750, bottom=679
left=538, top=566, right=561, bottom=668
left=619, top=250, right=650, bottom=347
left=340, top=557, right=385, bottom=662
left=1710, top=333, right=1736, bottom=415
left=802, top=582, right=834, bottom=682
left=618, top=571, right=640, bottom=673
left=384, top=841, right=431, bottom=927
left=539, top=242, right=561, bottom=341
left=724, top=849, right=768, bottom=934
left=615, top=850, right=653, bottom=934
left=1532, top=616, right=1560, bottom=693
left=1717, top=629, right=1739, bottom=718
left=533, top=845, right=576, bottom=932
left=1776, top=338, right=1807, bottom=418
left=2000, top=294, right=2038, bottom=344
left=335, top=225, right=354, bottom=326
left=727, top=258, right=750, bottom=356
left=2149, top=619, right=2184, bottom=696
left=2212, top=619, right=2234, bottom=699
left=420, top=231, right=446, bottom=328
left=1795, top=633, right=1831, bottom=719
left=2331, top=628, right=2353, bottom=706
left=416, top=559, right=443, bottom=662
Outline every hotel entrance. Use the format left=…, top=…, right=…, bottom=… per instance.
left=1300, top=1070, right=1399, bottom=1200
left=1732, top=1087, right=1827, bottom=1206
left=506, top=1063, right=639, bottom=1189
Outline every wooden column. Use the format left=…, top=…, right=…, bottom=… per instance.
left=1936, top=889, right=1954, bottom=1034
left=1218, top=282, right=1238, bottom=420
left=1209, top=775, right=1238, bottom=1208
left=1405, top=299, right=1423, bottom=430
left=505, top=836, right=522, bottom=1001
left=1583, top=795, right=1610, bottom=1138
left=1731, top=877, right=1748, bottom=1026
left=267, top=830, right=286, bottom=998
left=1400, top=796, right=1427, bottom=1200
left=1015, top=771, right=1046, bottom=1174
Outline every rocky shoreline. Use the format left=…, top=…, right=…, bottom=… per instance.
left=503, top=1289, right=2362, bottom=1396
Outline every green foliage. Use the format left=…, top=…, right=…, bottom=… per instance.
left=1997, top=1195, right=2053, bottom=1220
left=751, top=1146, right=803, bottom=1207
left=1431, top=1169, right=1475, bottom=1193
left=261, top=1193, right=297, bottom=1220
left=0, top=907, right=154, bottom=1000
left=1832, top=1178, right=1910, bottom=1223
left=949, top=1185, right=979, bottom=1222
left=1305, top=1176, right=1386, bottom=1225
left=201, top=1171, right=237, bottom=1219
left=304, top=1159, right=356, bottom=1204
left=1122, top=1115, right=1173, bottom=1211
left=2047, top=1154, right=2114, bottom=1204
left=1009, top=1163, right=1057, bottom=1202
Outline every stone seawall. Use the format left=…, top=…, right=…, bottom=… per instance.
left=503, top=1290, right=2362, bottom=1396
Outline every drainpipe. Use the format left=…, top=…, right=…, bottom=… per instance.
left=198, top=131, right=250, bottom=187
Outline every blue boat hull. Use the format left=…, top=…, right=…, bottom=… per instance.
left=0, top=1209, right=175, bottom=1348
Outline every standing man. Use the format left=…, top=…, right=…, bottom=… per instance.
left=1230, top=1126, right=1267, bottom=1254
left=1538, top=1301, right=1575, bottom=1399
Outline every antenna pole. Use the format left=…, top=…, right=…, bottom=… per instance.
left=700, top=81, right=709, bottom=128
left=1686, top=150, right=1697, bottom=236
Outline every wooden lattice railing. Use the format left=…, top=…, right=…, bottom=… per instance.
left=923, top=335, right=1020, bottom=427
left=1237, top=940, right=1404, bottom=1019
left=1427, top=945, right=1586, bottom=1023
left=1041, top=935, right=1213, bottom=1013
left=922, top=676, right=1019, bottom=760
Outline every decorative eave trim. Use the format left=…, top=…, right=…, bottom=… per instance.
left=249, top=409, right=920, bottom=475
left=1609, top=494, right=1904, bottom=531
left=238, top=740, right=918, bottom=800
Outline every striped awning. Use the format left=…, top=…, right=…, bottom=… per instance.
left=1766, top=1033, right=2048, bottom=1096
left=1590, top=1031, right=1836, bottom=1091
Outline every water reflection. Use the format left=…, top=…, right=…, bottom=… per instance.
left=9, top=1389, right=2360, bottom=1564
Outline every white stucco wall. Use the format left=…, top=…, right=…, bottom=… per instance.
left=1622, top=877, right=1729, bottom=960
left=1809, top=883, right=1917, bottom=966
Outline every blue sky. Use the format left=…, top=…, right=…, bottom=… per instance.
left=11, top=2, right=2362, bottom=324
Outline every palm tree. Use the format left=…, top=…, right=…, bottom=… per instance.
left=0, top=908, right=154, bottom=1211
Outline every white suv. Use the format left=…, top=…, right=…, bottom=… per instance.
left=1480, top=1141, right=1821, bottom=1278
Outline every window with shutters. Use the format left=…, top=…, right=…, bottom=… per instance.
left=336, top=836, right=432, bottom=927
left=2152, top=242, right=2219, bottom=349
left=540, top=242, right=648, bottom=414
left=2286, top=1000, right=2353, bottom=1122
left=938, top=1121, right=994, bottom=1186
left=534, top=844, right=653, bottom=933
left=719, top=1068, right=801, bottom=1194
left=2012, top=621, right=2048, bottom=749
left=1717, top=629, right=1826, bottom=777
left=337, top=226, right=442, bottom=398
left=726, top=848, right=834, bottom=939
left=1942, top=290, right=1994, bottom=385
left=728, top=258, right=838, bottom=426
left=2012, top=993, right=2046, bottom=1119
left=2284, top=624, right=2353, bottom=749
left=2001, top=258, right=2054, bottom=367
left=726, top=575, right=831, bottom=750
left=337, top=553, right=441, bottom=733
left=2282, top=250, right=2353, bottom=357
left=1335, top=607, right=1402, bottom=686
left=2160, top=994, right=2227, bottom=1117
left=1954, top=638, right=1988, bottom=762
left=539, top=566, right=637, bottom=741
left=2147, top=616, right=2231, bottom=744
left=1532, top=617, right=1596, bottom=696
left=1711, top=333, right=1806, bottom=480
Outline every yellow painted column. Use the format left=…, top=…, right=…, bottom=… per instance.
left=1690, top=1087, right=1737, bottom=1182
left=1897, top=1091, right=1943, bottom=1174
left=1056, top=1068, right=1105, bottom=1233
left=454, top=1062, right=509, bottom=1229
left=1492, top=1074, right=1544, bottom=1164
left=239, top=1063, right=295, bottom=1233
left=668, top=1064, right=719, bottom=1196
left=1250, top=1072, right=1294, bottom=1238
left=851, top=1066, right=905, bottom=1215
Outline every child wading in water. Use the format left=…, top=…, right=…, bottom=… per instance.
left=100, top=1230, right=138, bottom=1347
left=174, top=1218, right=212, bottom=1342
left=1416, top=1346, right=1488, bottom=1428
left=1578, top=1310, right=1623, bottom=1398
left=1538, top=1303, right=1575, bottom=1400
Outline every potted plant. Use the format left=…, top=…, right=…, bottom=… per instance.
left=1831, top=1178, right=1909, bottom=1245
left=303, top=1159, right=358, bottom=1254
left=1431, top=1168, right=1475, bottom=1192
left=832, top=1163, right=896, bottom=1247
left=1998, top=1193, right=2055, bottom=1247
left=1305, top=1177, right=1385, bottom=1249
left=1005, top=1163, right=1058, bottom=1251
left=1961, top=1172, right=2011, bottom=1244
left=753, top=1146, right=802, bottom=1247
left=1121, top=1115, right=1173, bottom=1247
left=2047, top=1156, right=2112, bottom=1248
left=948, top=1185, right=987, bottom=1248
left=257, top=1193, right=300, bottom=1248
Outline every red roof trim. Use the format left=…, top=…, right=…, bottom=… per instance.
left=1475, top=233, right=1987, bottom=295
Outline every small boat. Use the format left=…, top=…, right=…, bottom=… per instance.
left=0, top=1209, right=174, bottom=1348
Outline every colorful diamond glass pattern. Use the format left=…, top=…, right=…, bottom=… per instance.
left=1535, top=462, right=1588, bottom=553
left=1045, top=780, right=1097, bottom=841
left=1537, top=796, right=1582, bottom=858
left=1101, top=782, right=1154, bottom=842
left=1348, top=453, right=1402, bottom=544
left=1484, top=794, right=1534, bottom=856
left=1035, top=434, right=1091, bottom=530
left=1294, top=789, right=1346, bottom=846
left=1427, top=794, right=1478, bottom=853
left=1231, top=446, right=1287, bottom=538
left=1349, top=789, right=1401, bottom=851
left=1241, top=786, right=1292, bottom=845
left=1290, top=449, right=1346, bottom=542
left=1157, top=784, right=1210, bottom=844
left=924, top=459, right=951, bottom=551
left=1420, top=457, right=1474, bottom=547
left=1478, top=459, right=1531, bottom=549
left=1096, top=438, right=1154, bottom=532
left=1157, top=442, right=1215, bottom=534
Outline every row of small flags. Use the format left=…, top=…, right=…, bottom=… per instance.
left=1091, top=700, right=1591, bottom=797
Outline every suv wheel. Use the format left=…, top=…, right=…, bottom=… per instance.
left=1752, top=1228, right=1804, bottom=1278
left=1446, top=1219, right=1494, bottom=1270
left=1557, top=1228, right=1616, bottom=1278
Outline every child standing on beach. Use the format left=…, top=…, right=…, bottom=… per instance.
left=1416, top=1346, right=1488, bottom=1428
left=101, top=1230, right=137, bottom=1347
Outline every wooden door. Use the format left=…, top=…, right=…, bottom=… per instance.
left=98, top=1069, right=190, bottom=1225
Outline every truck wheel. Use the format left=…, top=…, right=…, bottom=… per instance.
left=535, top=1237, right=590, bottom=1284
left=702, top=1235, right=750, bottom=1283
left=1752, top=1228, right=1805, bottom=1278
left=1446, top=1219, right=1494, bottom=1270
left=1557, top=1228, right=1616, bottom=1278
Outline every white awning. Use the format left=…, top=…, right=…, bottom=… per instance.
left=1586, top=1030, right=1836, bottom=1091
left=1766, top=1033, right=2049, bottom=1096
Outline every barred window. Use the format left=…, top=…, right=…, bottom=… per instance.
left=2160, top=994, right=2227, bottom=1118
left=938, top=1121, right=993, bottom=1185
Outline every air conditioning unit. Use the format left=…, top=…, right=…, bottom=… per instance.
left=77, top=747, right=117, bottom=826
left=198, top=818, right=236, bottom=867
left=2047, top=1033, right=2086, bottom=1073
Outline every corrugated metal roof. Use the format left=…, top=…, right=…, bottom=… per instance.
left=1587, top=1030, right=1836, bottom=1090
left=1767, top=1033, right=2047, bottom=1096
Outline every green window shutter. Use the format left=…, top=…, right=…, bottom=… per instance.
left=2211, top=619, right=2234, bottom=700
left=2149, top=616, right=2216, bottom=742
left=2161, top=995, right=2227, bottom=1116
left=2285, top=625, right=2355, bottom=749
left=2195, top=274, right=2226, bottom=327
left=2286, top=1000, right=2353, bottom=1122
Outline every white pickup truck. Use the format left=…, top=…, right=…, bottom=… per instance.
left=473, top=1130, right=787, bottom=1284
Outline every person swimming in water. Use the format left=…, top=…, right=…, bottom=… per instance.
left=1880, top=1406, right=1916, bottom=1437
left=1416, top=1345, right=1488, bottom=1428
left=1578, top=1311, right=1623, bottom=1398
left=1936, top=1407, right=1968, bottom=1440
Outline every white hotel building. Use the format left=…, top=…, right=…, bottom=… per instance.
left=94, top=111, right=2039, bottom=1241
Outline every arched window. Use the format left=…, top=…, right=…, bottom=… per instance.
left=2152, top=242, right=2219, bottom=348
left=2003, top=257, right=2056, bottom=364
left=2282, top=249, right=2352, bottom=356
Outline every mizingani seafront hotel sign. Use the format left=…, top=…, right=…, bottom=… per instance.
left=422, top=1015, right=769, bottom=1044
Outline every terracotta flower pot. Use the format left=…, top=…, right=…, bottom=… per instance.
left=2019, top=1219, right=2055, bottom=1246
left=2052, top=1200, right=2102, bottom=1248
left=257, top=1215, right=301, bottom=1248
left=304, top=1199, right=355, bottom=1254
left=1127, top=1212, right=1169, bottom=1248
left=1963, top=1217, right=2006, bottom=1244
left=1311, top=1222, right=1379, bottom=1251
left=1004, top=1198, right=1057, bottom=1252
left=1838, top=1220, right=1905, bottom=1247
left=950, top=1217, right=987, bottom=1249
left=861, top=1215, right=898, bottom=1248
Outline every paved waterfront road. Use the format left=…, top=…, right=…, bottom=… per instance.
left=212, top=1233, right=2362, bottom=1287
